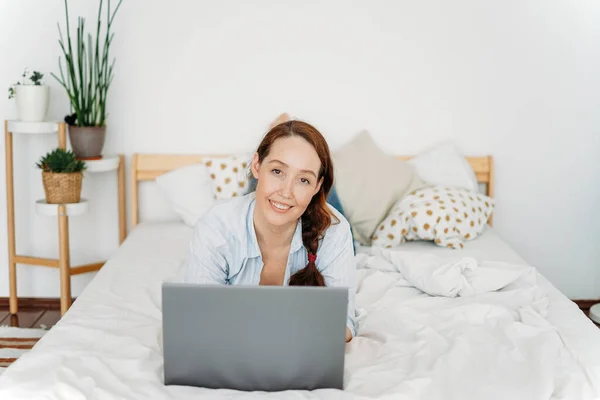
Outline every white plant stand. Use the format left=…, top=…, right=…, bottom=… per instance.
left=4, top=120, right=127, bottom=316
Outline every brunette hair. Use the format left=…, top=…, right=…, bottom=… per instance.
left=255, top=120, right=338, bottom=286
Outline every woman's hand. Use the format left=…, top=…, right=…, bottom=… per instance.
left=345, top=327, right=352, bottom=343
left=269, top=113, right=290, bottom=129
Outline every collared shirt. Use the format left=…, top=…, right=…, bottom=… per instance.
left=182, top=191, right=357, bottom=337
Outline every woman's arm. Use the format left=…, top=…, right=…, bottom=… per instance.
left=317, top=219, right=358, bottom=342
left=182, top=218, right=229, bottom=284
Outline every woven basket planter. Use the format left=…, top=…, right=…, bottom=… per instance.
left=42, top=171, right=83, bottom=204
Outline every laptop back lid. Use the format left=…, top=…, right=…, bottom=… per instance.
left=162, top=283, right=348, bottom=392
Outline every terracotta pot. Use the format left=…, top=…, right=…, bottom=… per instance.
left=68, top=125, right=106, bottom=159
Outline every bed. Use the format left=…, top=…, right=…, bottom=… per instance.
left=0, top=152, right=599, bottom=400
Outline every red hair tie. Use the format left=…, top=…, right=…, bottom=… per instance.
left=308, top=253, right=317, bottom=263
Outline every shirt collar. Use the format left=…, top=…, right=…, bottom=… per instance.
left=246, top=196, right=304, bottom=259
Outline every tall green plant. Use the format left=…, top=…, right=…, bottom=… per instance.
left=51, top=0, right=123, bottom=127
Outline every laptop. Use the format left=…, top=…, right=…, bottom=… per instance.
left=161, top=282, right=349, bottom=392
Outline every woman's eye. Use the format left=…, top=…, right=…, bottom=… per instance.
left=300, top=178, right=310, bottom=185
left=271, top=169, right=281, bottom=175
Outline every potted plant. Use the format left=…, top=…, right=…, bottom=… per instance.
left=36, top=148, right=87, bottom=204
left=51, top=0, right=123, bottom=160
left=8, top=68, right=50, bottom=122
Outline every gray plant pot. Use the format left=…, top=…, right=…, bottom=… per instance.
left=68, top=125, right=106, bottom=159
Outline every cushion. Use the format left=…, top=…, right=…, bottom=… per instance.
left=332, top=130, right=426, bottom=245
left=371, top=186, right=495, bottom=249
left=155, top=164, right=216, bottom=227
left=202, top=155, right=253, bottom=200
left=408, top=141, right=478, bottom=192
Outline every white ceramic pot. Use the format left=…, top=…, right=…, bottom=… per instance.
left=15, top=85, right=49, bottom=122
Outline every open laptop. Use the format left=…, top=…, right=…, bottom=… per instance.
left=161, top=282, right=349, bottom=392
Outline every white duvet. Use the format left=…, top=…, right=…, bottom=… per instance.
left=348, top=248, right=600, bottom=399
left=0, top=223, right=599, bottom=400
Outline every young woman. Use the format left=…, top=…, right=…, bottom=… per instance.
left=182, top=120, right=357, bottom=342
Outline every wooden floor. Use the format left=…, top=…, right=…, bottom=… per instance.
left=0, top=308, right=61, bottom=329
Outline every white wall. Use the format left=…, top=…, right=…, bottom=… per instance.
left=1, top=0, right=599, bottom=299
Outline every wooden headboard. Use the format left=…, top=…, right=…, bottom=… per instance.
left=130, top=153, right=494, bottom=229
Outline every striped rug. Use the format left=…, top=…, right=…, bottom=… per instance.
left=0, top=326, right=48, bottom=376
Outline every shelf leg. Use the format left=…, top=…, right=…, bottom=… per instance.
left=5, top=122, right=17, bottom=315
left=58, top=123, right=67, bottom=150
left=118, top=154, right=126, bottom=244
left=58, top=205, right=72, bottom=315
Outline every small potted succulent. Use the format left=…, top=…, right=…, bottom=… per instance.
left=36, top=148, right=87, bottom=204
left=8, top=68, right=49, bottom=122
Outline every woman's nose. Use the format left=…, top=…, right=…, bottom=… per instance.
left=279, top=177, right=293, bottom=198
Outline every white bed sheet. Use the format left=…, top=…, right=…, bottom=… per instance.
left=363, top=225, right=529, bottom=265
left=0, top=222, right=598, bottom=400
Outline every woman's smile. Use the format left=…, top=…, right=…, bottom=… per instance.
left=269, top=199, right=293, bottom=212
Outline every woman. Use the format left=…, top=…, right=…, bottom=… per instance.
left=182, top=120, right=357, bottom=342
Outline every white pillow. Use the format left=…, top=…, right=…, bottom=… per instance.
left=409, top=141, right=478, bottom=192
left=155, top=164, right=216, bottom=227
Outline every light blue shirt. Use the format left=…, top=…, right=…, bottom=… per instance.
left=182, top=191, right=357, bottom=337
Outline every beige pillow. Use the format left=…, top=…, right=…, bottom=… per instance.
left=333, top=130, right=425, bottom=245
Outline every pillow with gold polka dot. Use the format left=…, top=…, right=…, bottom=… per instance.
left=371, top=186, right=495, bottom=249
left=202, top=155, right=252, bottom=200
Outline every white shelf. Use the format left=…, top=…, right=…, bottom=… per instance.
left=83, top=155, right=120, bottom=173
left=7, top=120, right=59, bottom=135
left=35, top=198, right=89, bottom=217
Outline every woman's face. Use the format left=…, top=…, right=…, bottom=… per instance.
left=251, top=136, right=323, bottom=229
